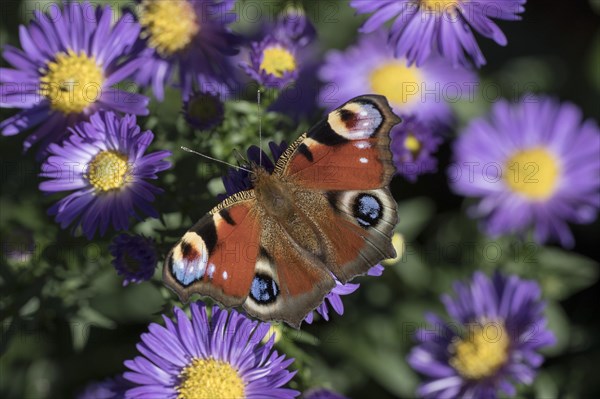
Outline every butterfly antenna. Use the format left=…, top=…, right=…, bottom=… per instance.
left=180, top=146, right=252, bottom=173
left=257, top=89, right=262, bottom=167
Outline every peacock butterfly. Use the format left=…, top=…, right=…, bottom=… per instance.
left=163, top=95, right=401, bottom=328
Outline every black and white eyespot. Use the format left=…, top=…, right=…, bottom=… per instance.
left=249, top=274, right=279, bottom=304
left=353, top=193, right=383, bottom=228
left=326, top=102, right=383, bottom=140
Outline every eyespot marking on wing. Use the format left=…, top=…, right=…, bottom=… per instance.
left=250, top=274, right=280, bottom=304
left=327, top=102, right=383, bottom=140
left=354, top=193, right=383, bottom=228
left=170, top=232, right=209, bottom=286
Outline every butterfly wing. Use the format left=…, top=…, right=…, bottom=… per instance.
left=273, top=95, right=401, bottom=283
left=163, top=190, right=336, bottom=328
left=164, top=95, right=400, bottom=327
left=163, top=192, right=261, bottom=306
left=274, top=94, right=400, bottom=190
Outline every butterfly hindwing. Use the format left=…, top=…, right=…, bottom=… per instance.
left=163, top=194, right=261, bottom=306
left=242, top=225, right=336, bottom=328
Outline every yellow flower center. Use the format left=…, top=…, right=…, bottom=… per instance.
left=449, top=322, right=510, bottom=380
left=139, top=0, right=199, bottom=55
left=39, top=50, right=104, bottom=114
left=369, top=62, right=423, bottom=107
left=177, top=358, right=245, bottom=399
left=505, top=147, right=560, bottom=200
left=260, top=46, right=297, bottom=78
left=404, top=134, right=422, bottom=157
left=420, top=0, right=462, bottom=13
left=86, top=151, right=130, bottom=192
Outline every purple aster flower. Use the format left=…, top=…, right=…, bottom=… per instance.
left=350, top=0, right=526, bottom=68
left=449, top=96, right=600, bottom=248
left=318, top=31, right=476, bottom=126
left=407, top=271, right=556, bottom=398
left=182, top=90, right=225, bottom=131
left=39, top=112, right=172, bottom=239
left=241, top=35, right=300, bottom=89
left=274, top=6, right=317, bottom=48
left=304, top=265, right=384, bottom=324
left=269, top=61, right=321, bottom=123
left=391, top=115, right=443, bottom=182
left=123, top=302, right=299, bottom=399
left=110, top=233, right=157, bottom=285
left=77, top=376, right=133, bottom=399
left=302, top=388, right=348, bottom=399
left=133, top=0, right=240, bottom=101
left=0, top=1, right=148, bottom=156
left=1, top=227, right=35, bottom=264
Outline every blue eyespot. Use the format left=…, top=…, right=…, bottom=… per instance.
left=354, top=193, right=382, bottom=228
left=250, top=274, right=279, bottom=304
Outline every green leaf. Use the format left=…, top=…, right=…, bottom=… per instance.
left=536, top=247, right=599, bottom=300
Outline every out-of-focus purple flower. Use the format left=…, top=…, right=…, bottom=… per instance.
left=274, top=6, right=317, bottom=47
left=408, top=271, right=555, bottom=398
left=269, top=61, right=321, bottom=122
left=302, top=388, right=348, bottom=399
left=319, top=31, right=476, bottom=126
left=0, top=1, right=148, bottom=156
left=133, top=0, right=240, bottom=101
left=450, top=96, right=600, bottom=248
left=123, top=302, right=299, bottom=398
left=183, top=91, right=225, bottom=131
left=350, top=0, right=526, bottom=68
left=77, top=376, right=133, bottom=399
left=391, top=115, right=443, bottom=182
left=39, top=112, right=171, bottom=239
left=110, top=234, right=157, bottom=285
left=241, top=35, right=300, bottom=88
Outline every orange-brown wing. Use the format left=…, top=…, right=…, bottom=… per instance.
left=242, top=216, right=336, bottom=328
left=273, top=95, right=401, bottom=190
left=163, top=193, right=261, bottom=306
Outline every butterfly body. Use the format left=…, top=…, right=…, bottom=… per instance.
left=164, top=95, right=401, bottom=327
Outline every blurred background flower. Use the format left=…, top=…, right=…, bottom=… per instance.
left=109, top=234, right=157, bottom=286
left=390, top=115, right=443, bottom=182
left=183, top=90, right=225, bottom=131
left=450, top=97, right=600, bottom=248
left=241, top=35, right=300, bottom=89
left=133, top=0, right=240, bottom=100
left=408, top=271, right=555, bottom=398
left=76, top=375, right=133, bottom=399
left=318, top=31, right=476, bottom=127
left=0, top=1, right=148, bottom=156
